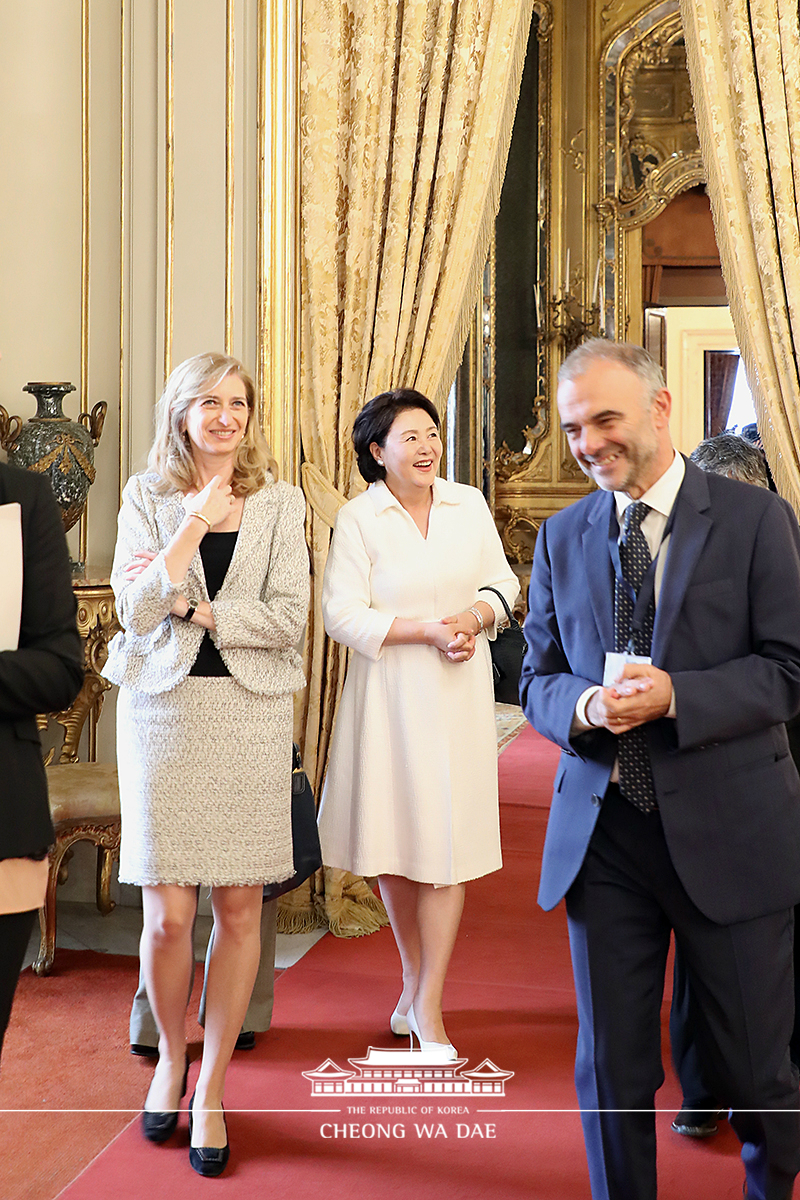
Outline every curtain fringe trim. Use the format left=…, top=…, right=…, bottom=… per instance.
left=315, top=892, right=391, bottom=939
left=276, top=904, right=328, bottom=935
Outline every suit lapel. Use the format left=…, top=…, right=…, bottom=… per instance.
left=651, top=460, right=712, bottom=663
left=582, top=491, right=616, bottom=652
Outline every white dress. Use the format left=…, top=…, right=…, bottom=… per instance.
left=317, top=478, right=519, bottom=885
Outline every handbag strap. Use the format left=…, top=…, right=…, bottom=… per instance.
left=292, top=743, right=302, bottom=772
left=478, top=585, right=517, bottom=625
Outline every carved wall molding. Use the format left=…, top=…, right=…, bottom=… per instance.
left=495, top=393, right=551, bottom=483
left=565, top=128, right=587, bottom=174
left=495, top=506, right=543, bottom=564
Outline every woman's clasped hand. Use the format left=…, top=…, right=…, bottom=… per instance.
left=428, top=613, right=477, bottom=661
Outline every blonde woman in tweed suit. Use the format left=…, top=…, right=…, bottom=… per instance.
left=104, top=352, right=308, bottom=1176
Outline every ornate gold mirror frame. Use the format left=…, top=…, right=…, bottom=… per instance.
left=597, top=0, right=704, bottom=342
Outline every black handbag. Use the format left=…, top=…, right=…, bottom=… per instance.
left=478, top=586, right=526, bottom=706
left=262, top=744, right=322, bottom=902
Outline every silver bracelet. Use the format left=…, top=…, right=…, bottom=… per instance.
left=468, top=605, right=484, bottom=634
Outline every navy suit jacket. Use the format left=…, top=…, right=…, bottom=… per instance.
left=521, top=457, right=800, bottom=926
left=0, top=464, right=83, bottom=860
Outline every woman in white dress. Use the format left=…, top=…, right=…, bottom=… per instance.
left=318, top=388, right=518, bottom=1058
left=104, top=353, right=308, bottom=1175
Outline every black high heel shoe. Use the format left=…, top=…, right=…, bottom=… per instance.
left=188, top=1093, right=230, bottom=1177
left=141, top=1054, right=190, bottom=1144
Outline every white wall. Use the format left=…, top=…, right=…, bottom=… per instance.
left=664, top=306, right=739, bottom=456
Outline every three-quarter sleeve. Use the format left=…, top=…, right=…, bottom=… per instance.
left=322, top=505, right=395, bottom=661
left=475, top=493, right=520, bottom=640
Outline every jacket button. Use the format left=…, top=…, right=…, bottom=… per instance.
left=591, top=794, right=602, bottom=807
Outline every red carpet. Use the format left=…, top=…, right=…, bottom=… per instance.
left=1, top=724, right=743, bottom=1195
left=0, top=951, right=210, bottom=1200
left=3, top=726, right=744, bottom=1199
left=496, top=723, right=559, bottom=808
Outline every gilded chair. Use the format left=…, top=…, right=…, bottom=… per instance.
left=34, top=582, right=121, bottom=976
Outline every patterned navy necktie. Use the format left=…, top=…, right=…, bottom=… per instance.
left=614, top=501, right=658, bottom=813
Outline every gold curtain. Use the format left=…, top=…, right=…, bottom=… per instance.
left=680, top=0, right=800, bottom=508
left=285, top=0, right=533, bottom=937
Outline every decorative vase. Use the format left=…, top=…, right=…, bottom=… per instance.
left=0, top=382, right=107, bottom=555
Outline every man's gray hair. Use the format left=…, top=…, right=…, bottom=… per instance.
left=558, top=339, right=666, bottom=404
left=690, top=432, right=770, bottom=488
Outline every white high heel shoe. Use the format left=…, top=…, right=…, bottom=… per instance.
left=407, top=1004, right=458, bottom=1060
left=390, top=1006, right=410, bottom=1036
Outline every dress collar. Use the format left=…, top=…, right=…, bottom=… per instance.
left=368, top=476, right=462, bottom=514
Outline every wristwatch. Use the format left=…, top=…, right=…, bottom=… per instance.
left=183, top=597, right=200, bottom=621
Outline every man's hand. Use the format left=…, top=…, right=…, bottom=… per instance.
left=586, top=663, right=673, bottom=733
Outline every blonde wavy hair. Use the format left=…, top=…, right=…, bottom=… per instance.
left=147, top=352, right=278, bottom=496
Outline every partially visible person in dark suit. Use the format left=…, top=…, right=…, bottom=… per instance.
left=0, top=462, right=83, bottom=1060
left=521, top=340, right=800, bottom=1200
left=669, top=431, right=794, bottom=1140
left=128, top=899, right=278, bottom=1056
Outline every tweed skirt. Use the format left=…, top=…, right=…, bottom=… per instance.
left=116, top=677, right=295, bottom=887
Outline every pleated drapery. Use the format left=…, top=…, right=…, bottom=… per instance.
left=287, top=0, right=533, bottom=936
left=680, top=0, right=800, bottom=509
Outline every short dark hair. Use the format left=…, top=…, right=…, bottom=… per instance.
left=352, top=388, right=441, bottom=483
left=690, top=432, right=770, bottom=488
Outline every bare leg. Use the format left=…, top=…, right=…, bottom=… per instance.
left=415, top=883, right=465, bottom=1043
left=379, top=875, right=421, bottom=1019
left=379, top=875, right=466, bottom=1044
left=140, top=885, right=197, bottom=1112
left=191, top=884, right=262, bottom=1150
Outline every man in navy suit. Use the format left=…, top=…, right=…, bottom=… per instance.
left=520, top=340, right=800, bottom=1200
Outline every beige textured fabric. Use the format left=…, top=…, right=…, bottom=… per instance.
left=680, top=0, right=800, bottom=509
left=294, top=0, right=533, bottom=936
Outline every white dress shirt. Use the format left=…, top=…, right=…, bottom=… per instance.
left=574, top=450, right=685, bottom=736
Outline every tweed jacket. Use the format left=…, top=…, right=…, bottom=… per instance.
left=103, top=472, right=309, bottom=696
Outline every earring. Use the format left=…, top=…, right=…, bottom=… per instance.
left=378, top=459, right=384, bottom=466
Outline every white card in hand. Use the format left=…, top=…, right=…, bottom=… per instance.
left=603, top=651, right=651, bottom=688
